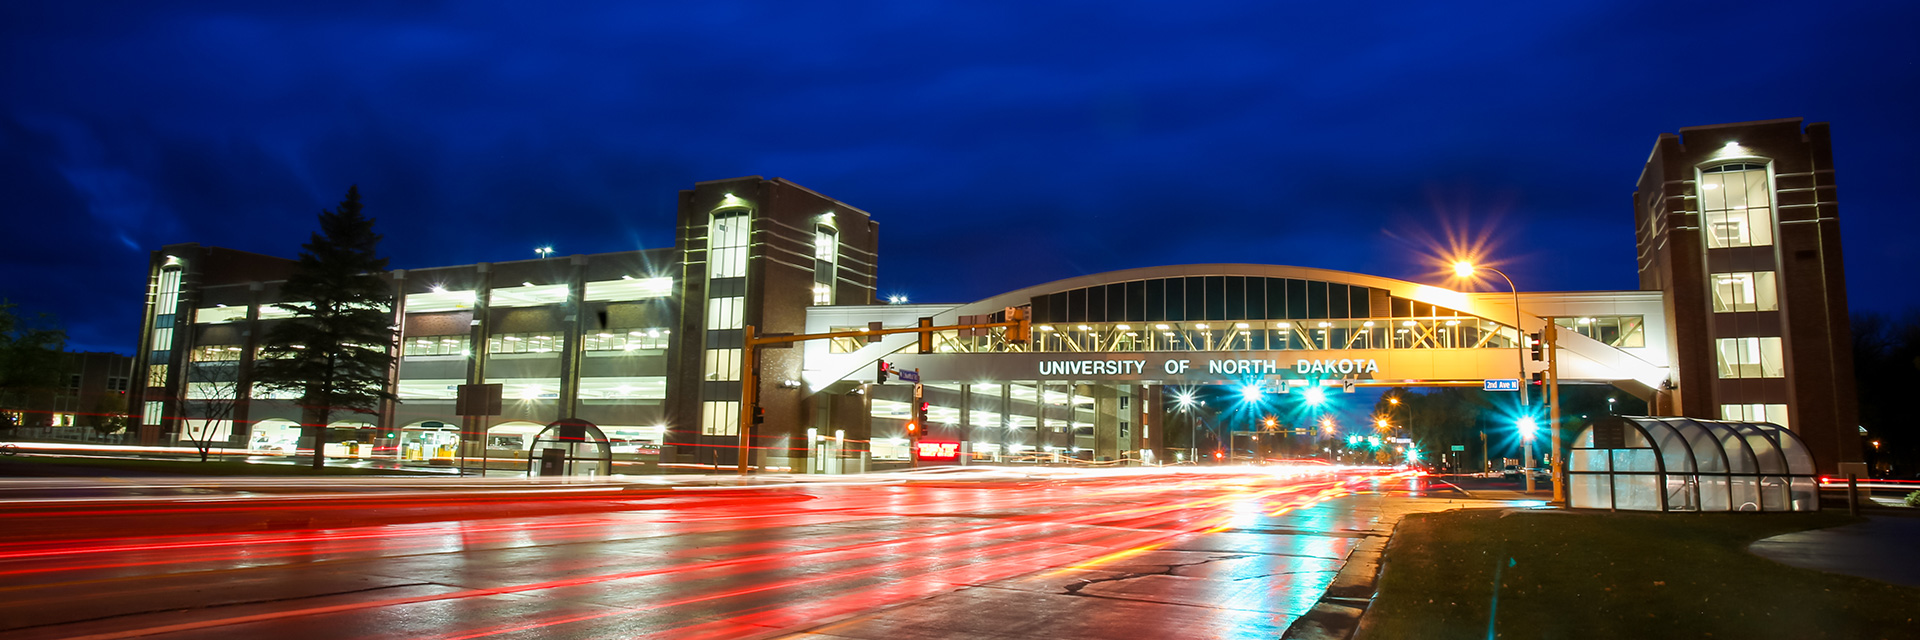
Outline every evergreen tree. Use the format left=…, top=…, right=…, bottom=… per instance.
left=253, top=186, right=398, bottom=468
left=0, top=301, right=66, bottom=431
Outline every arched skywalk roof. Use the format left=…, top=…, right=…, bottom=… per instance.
left=803, top=264, right=1668, bottom=391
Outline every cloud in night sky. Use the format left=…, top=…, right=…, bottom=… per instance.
left=4, top=1, right=1918, bottom=353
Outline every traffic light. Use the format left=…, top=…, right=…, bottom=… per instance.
left=1528, top=331, right=1544, bottom=361
left=752, top=406, right=765, bottom=425
left=877, top=360, right=891, bottom=384
left=906, top=421, right=919, bottom=437
left=1004, top=306, right=1031, bottom=344
left=917, top=316, right=934, bottom=354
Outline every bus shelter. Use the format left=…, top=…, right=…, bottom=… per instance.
left=1569, top=416, right=1817, bottom=512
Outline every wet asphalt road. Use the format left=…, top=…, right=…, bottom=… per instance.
left=0, top=469, right=1492, bottom=639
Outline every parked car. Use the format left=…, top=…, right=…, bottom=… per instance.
left=1502, top=464, right=1521, bottom=479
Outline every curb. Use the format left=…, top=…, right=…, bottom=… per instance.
left=1281, top=524, right=1395, bottom=639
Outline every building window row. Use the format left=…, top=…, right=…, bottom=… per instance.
left=1711, top=271, right=1779, bottom=313
left=1715, top=336, right=1785, bottom=379
left=192, top=345, right=247, bottom=361
left=1551, top=316, right=1647, bottom=348
left=488, top=332, right=565, bottom=355
left=1721, top=403, right=1790, bottom=430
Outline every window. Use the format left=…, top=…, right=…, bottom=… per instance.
left=1699, top=163, right=1774, bottom=248
left=709, top=211, right=750, bottom=278
left=1716, top=337, right=1785, bottom=379
left=828, top=327, right=865, bottom=353
left=1553, top=316, right=1646, bottom=348
left=405, top=336, right=470, bottom=357
left=583, top=329, right=670, bottom=352
left=192, top=345, right=246, bottom=361
left=486, top=332, right=564, bottom=355
left=813, top=226, right=838, bottom=305
left=706, top=297, right=744, bottom=330
left=1711, top=272, right=1779, bottom=313
left=704, top=348, right=741, bottom=381
left=1722, top=403, right=1791, bottom=430
left=702, top=400, right=739, bottom=436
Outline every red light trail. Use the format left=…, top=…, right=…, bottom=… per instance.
left=0, top=468, right=1433, bottom=639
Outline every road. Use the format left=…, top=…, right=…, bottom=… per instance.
left=0, top=468, right=1502, bottom=639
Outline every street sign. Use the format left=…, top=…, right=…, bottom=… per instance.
left=1451, top=445, right=1466, bottom=452
left=898, top=369, right=921, bottom=383
left=1483, top=379, right=1520, bottom=392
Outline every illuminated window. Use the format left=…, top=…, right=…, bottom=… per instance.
left=1699, top=163, right=1774, bottom=248
left=709, top=210, right=750, bottom=279
left=582, top=329, right=670, bottom=352
left=1710, top=272, right=1778, bottom=313
left=828, top=327, right=864, bottom=353
left=1721, top=403, right=1791, bottom=429
left=1715, top=336, right=1784, bottom=379
left=191, top=345, right=245, bottom=362
left=1551, top=316, right=1646, bottom=348
left=485, top=333, right=564, bottom=355
left=706, top=297, right=744, bottom=330
left=702, top=401, right=739, bottom=436
left=813, top=226, right=837, bottom=305
left=704, top=349, right=742, bottom=381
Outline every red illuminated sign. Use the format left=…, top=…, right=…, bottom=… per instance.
left=916, top=441, right=960, bottom=459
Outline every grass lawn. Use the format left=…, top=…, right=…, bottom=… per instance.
left=0, top=454, right=444, bottom=476
left=1367, top=509, right=1920, bottom=639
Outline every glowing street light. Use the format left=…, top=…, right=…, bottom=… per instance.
left=1174, top=391, right=1196, bottom=409
left=1241, top=384, right=1264, bottom=402
left=1302, top=386, right=1327, bottom=406
left=1518, top=415, right=1539, bottom=493
left=1451, top=260, right=1528, bottom=408
left=535, top=246, right=555, bottom=258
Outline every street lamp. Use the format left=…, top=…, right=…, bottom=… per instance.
left=1608, top=397, right=1617, bottom=415
left=1452, top=261, right=1528, bottom=408
left=535, top=246, right=555, bottom=258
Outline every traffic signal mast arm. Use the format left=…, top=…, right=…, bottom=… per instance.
left=734, top=314, right=1031, bottom=476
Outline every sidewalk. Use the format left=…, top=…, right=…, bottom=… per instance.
left=1748, top=514, right=1920, bottom=587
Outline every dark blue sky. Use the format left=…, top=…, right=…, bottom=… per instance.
left=6, top=1, right=1918, bottom=354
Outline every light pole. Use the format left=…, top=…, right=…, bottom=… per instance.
left=535, top=246, right=555, bottom=259
left=1452, top=262, right=1529, bottom=408
left=1519, top=416, right=1538, bottom=492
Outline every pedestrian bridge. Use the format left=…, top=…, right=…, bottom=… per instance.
left=805, top=264, right=1670, bottom=397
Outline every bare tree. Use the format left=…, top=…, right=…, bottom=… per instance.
left=185, top=360, right=240, bottom=462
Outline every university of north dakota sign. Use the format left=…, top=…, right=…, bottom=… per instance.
left=1036, top=357, right=1380, bottom=378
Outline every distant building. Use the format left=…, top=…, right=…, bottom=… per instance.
left=126, top=121, right=1864, bottom=476
left=4, top=351, right=132, bottom=437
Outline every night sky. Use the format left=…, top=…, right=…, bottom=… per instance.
left=6, top=1, right=1918, bottom=355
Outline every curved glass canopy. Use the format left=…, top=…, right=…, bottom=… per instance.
left=1569, top=416, right=1817, bottom=512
